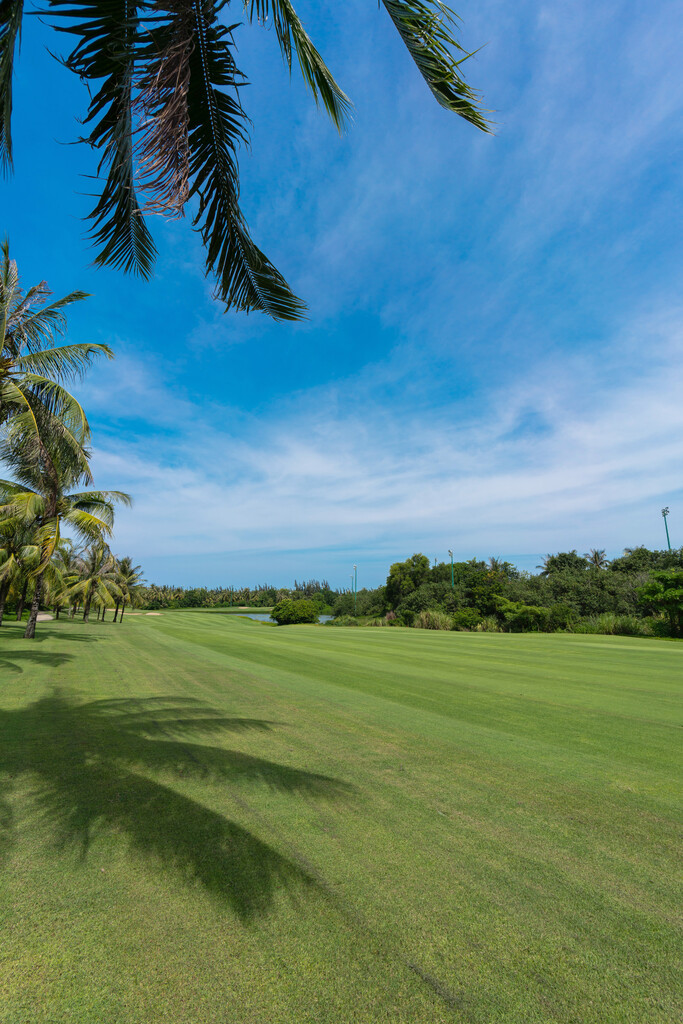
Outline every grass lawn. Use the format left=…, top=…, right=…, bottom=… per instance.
left=0, top=613, right=680, bottom=1023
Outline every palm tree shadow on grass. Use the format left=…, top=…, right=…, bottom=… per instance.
left=0, top=694, right=352, bottom=919
left=0, top=649, right=76, bottom=673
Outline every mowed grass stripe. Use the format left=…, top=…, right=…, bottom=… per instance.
left=148, top=614, right=682, bottom=783
left=0, top=614, right=680, bottom=1023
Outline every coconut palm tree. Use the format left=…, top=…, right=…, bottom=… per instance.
left=114, top=555, right=145, bottom=622
left=68, top=544, right=122, bottom=623
left=0, top=240, right=112, bottom=444
left=0, top=414, right=131, bottom=638
left=50, top=538, right=84, bottom=617
left=584, top=548, right=609, bottom=569
left=0, top=1, right=492, bottom=320
left=0, top=518, right=39, bottom=625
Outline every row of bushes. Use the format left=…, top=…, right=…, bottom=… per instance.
left=327, top=551, right=683, bottom=638
left=358, top=605, right=671, bottom=637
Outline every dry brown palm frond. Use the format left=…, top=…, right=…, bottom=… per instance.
left=135, top=1, right=195, bottom=218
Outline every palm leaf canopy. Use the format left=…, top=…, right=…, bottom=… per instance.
left=1, top=1, right=491, bottom=320
left=1, top=240, right=113, bottom=447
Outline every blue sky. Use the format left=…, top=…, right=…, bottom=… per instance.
left=2, top=0, right=683, bottom=587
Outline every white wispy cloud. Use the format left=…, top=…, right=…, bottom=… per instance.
left=85, top=306, right=683, bottom=582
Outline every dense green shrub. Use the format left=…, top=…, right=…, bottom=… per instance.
left=414, top=610, right=453, bottom=630
left=400, top=583, right=446, bottom=613
left=547, top=603, right=579, bottom=631
left=385, top=554, right=430, bottom=608
left=325, top=615, right=360, bottom=627
left=451, top=607, right=482, bottom=631
left=638, top=569, right=683, bottom=637
left=604, top=613, right=654, bottom=636
left=332, top=586, right=387, bottom=618
left=496, top=598, right=550, bottom=632
left=475, top=617, right=501, bottom=632
left=271, top=599, right=318, bottom=625
left=574, top=613, right=653, bottom=637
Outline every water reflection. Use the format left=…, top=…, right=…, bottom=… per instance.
left=240, top=613, right=333, bottom=624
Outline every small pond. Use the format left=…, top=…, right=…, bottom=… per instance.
left=240, top=613, right=334, bottom=624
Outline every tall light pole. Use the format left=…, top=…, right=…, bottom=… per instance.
left=353, top=564, right=357, bottom=614
left=448, top=549, right=454, bottom=588
left=662, top=507, right=672, bottom=551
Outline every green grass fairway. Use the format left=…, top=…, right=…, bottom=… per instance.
left=0, top=614, right=680, bottom=1023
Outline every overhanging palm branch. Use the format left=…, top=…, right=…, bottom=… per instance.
left=51, top=0, right=157, bottom=276
left=0, top=0, right=23, bottom=172
left=247, top=0, right=352, bottom=132
left=184, top=1, right=306, bottom=319
left=380, top=0, right=490, bottom=129
left=9, top=0, right=491, bottom=318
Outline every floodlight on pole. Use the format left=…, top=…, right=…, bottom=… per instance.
left=448, top=549, right=454, bottom=588
left=662, top=507, right=672, bottom=551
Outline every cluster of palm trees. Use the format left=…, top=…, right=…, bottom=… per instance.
left=0, top=240, right=137, bottom=638
left=0, top=536, right=144, bottom=628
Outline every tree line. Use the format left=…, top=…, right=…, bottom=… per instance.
left=140, top=580, right=335, bottom=611
left=137, top=548, right=683, bottom=638
left=329, top=548, right=683, bottom=637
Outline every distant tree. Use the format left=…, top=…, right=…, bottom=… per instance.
left=538, top=551, right=589, bottom=576
left=271, top=598, right=317, bottom=625
left=609, top=546, right=683, bottom=574
left=638, top=569, right=683, bottom=637
left=584, top=549, right=609, bottom=569
left=68, top=544, right=121, bottom=623
left=114, top=555, right=145, bottom=621
left=385, top=553, right=430, bottom=608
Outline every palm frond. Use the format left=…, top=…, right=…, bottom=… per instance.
left=247, top=0, right=351, bottom=132
left=135, top=0, right=194, bottom=216
left=0, top=375, right=35, bottom=421
left=380, top=0, right=491, bottom=130
left=63, top=507, right=114, bottom=541
left=0, top=0, right=23, bottom=173
left=12, top=375, right=90, bottom=441
left=69, top=488, right=132, bottom=507
left=7, top=279, right=52, bottom=323
left=2, top=397, right=93, bottom=479
left=15, top=341, right=113, bottom=381
left=0, top=488, right=45, bottom=524
left=9, top=290, right=90, bottom=347
left=47, top=0, right=157, bottom=276
left=0, top=240, right=19, bottom=342
left=186, top=0, right=306, bottom=319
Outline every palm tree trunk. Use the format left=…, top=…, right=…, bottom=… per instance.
left=0, top=579, right=9, bottom=626
left=55, top=606, right=60, bottom=620
left=113, top=600, right=120, bottom=623
left=119, top=599, right=126, bottom=622
left=102, top=607, right=106, bottom=621
left=16, top=578, right=28, bottom=620
left=23, top=572, right=44, bottom=639
left=83, top=587, right=93, bottom=623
